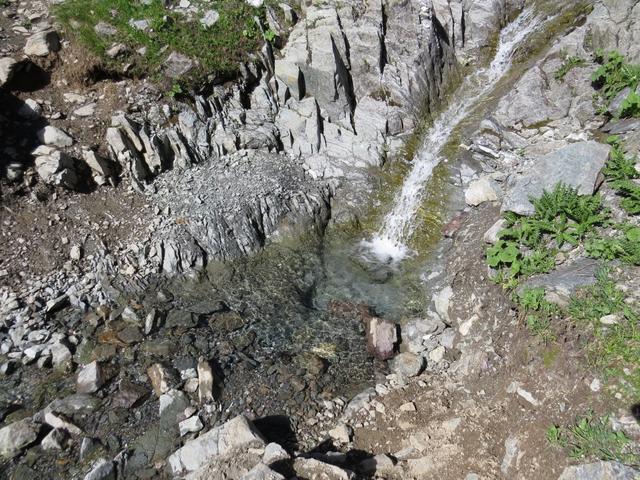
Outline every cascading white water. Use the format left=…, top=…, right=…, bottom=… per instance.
left=361, top=8, right=543, bottom=264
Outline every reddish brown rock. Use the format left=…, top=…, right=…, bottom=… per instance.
left=364, top=317, right=398, bottom=360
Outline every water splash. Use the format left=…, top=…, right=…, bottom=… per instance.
left=361, top=8, right=543, bottom=265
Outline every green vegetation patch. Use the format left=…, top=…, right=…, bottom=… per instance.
left=547, top=413, right=639, bottom=465
left=487, top=183, right=608, bottom=288
left=54, top=0, right=272, bottom=87
left=555, top=54, right=586, bottom=81
left=592, top=51, right=640, bottom=118
left=568, top=270, right=640, bottom=395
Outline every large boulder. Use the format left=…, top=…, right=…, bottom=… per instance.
left=167, top=415, right=266, bottom=476
left=557, top=461, right=639, bottom=480
left=24, top=30, right=61, bottom=57
left=502, top=141, right=610, bottom=215
left=0, top=418, right=40, bottom=459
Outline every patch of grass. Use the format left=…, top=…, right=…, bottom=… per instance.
left=515, top=287, right=559, bottom=342
left=54, top=0, right=272, bottom=87
left=592, top=50, right=640, bottom=117
left=568, top=269, right=640, bottom=395
left=548, top=414, right=638, bottom=465
left=555, top=55, right=586, bottom=81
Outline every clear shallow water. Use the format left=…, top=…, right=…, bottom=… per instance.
left=361, top=7, right=545, bottom=265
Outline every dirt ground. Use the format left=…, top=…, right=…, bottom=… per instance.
left=349, top=204, right=639, bottom=479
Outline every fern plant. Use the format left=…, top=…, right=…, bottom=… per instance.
left=592, top=50, right=640, bottom=102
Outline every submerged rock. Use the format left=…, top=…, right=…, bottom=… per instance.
left=364, top=317, right=397, bottom=361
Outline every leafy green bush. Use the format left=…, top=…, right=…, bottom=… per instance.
left=486, top=184, right=609, bottom=287
left=602, top=138, right=640, bottom=216
left=619, top=91, right=640, bottom=117
left=592, top=51, right=640, bottom=117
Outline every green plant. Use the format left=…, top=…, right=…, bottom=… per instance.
left=592, top=50, right=640, bottom=101
left=619, top=91, right=640, bottom=118
left=487, top=184, right=609, bottom=287
left=167, top=82, right=183, bottom=98
left=591, top=51, right=640, bottom=117
left=546, top=424, right=566, bottom=447
left=264, top=29, right=277, bottom=43
left=601, top=139, right=640, bottom=217
left=568, top=269, right=640, bottom=394
left=548, top=414, right=637, bottom=464
left=555, top=55, right=586, bottom=81
left=516, top=288, right=559, bottom=342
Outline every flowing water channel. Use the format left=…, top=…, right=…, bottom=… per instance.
left=361, top=7, right=545, bottom=264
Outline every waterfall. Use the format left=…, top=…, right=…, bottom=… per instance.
left=361, top=8, right=543, bottom=264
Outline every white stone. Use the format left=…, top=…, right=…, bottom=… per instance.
left=70, top=245, right=82, bottom=260
left=200, top=10, right=220, bottom=28
left=24, top=30, right=61, bottom=56
left=263, top=442, right=290, bottom=464
left=38, top=126, right=73, bottom=147
left=428, top=345, right=446, bottom=363
left=76, top=361, right=104, bottom=394
left=179, top=415, right=204, bottom=436
left=74, top=103, right=96, bottom=117
left=399, top=402, right=416, bottom=412
left=167, top=415, right=265, bottom=475
left=484, top=218, right=507, bottom=244
left=0, top=57, right=17, bottom=86
left=433, top=287, right=453, bottom=322
left=465, top=176, right=500, bottom=206
left=328, top=424, right=352, bottom=444
left=600, top=314, right=619, bottom=325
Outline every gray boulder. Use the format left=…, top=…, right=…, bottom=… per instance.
left=502, top=141, right=610, bottom=215
left=38, top=125, right=74, bottom=147
left=164, top=52, right=194, bottom=79
left=84, top=459, right=116, bottom=480
left=293, top=458, right=354, bottom=480
left=0, top=418, right=40, bottom=459
left=558, top=461, right=639, bottom=480
left=34, top=147, right=79, bottom=189
left=24, top=30, right=61, bottom=57
left=167, top=415, right=266, bottom=476
left=519, top=258, right=601, bottom=306
left=390, top=352, right=425, bottom=378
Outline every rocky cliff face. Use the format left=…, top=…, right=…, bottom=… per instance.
left=101, top=0, right=492, bottom=274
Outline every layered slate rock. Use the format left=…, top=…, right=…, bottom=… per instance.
left=149, top=150, right=331, bottom=271
left=502, top=141, right=611, bottom=215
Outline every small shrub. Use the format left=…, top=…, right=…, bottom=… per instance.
left=548, top=414, right=637, bottom=464
left=619, top=91, right=640, bottom=118
left=591, top=50, right=640, bottom=117
left=555, top=55, right=586, bottom=81
left=486, top=184, right=608, bottom=287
